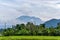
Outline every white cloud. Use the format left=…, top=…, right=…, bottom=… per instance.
left=0, top=0, right=60, bottom=22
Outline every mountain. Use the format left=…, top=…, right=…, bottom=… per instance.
left=0, top=16, right=43, bottom=29
left=44, top=19, right=60, bottom=27
left=16, top=16, right=43, bottom=25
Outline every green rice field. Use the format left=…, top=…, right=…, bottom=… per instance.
left=0, top=36, right=60, bottom=40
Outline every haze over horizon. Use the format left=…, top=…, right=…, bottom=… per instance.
left=0, top=0, right=60, bottom=22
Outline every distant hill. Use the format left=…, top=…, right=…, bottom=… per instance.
left=16, top=16, right=43, bottom=25
left=0, top=16, right=43, bottom=29
left=1, top=16, right=60, bottom=28
left=44, top=19, right=60, bottom=27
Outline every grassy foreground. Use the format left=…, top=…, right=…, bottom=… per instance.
left=0, top=36, right=60, bottom=40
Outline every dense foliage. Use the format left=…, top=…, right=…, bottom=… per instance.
left=1, top=22, right=60, bottom=36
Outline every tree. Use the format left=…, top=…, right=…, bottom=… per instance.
left=48, top=27, right=55, bottom=36
left=26, top=22, right=37, bottom=35
left=2, top=28, right=15, bottom=36
left=38, top=24, right=46, bottom=35
left=56, top=22, right=60, bottom=29
left=16, top=29, right=30, bottom=35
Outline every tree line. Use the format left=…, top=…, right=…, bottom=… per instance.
left=1, top=22, right=60, bottom=36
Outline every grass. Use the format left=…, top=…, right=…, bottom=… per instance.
left=0, top=36, right=60, bottom=40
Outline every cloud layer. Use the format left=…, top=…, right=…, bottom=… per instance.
left=0, top=0, right=60, bottom=22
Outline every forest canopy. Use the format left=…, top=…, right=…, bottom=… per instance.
left=1, top=22, right=60, bottom=36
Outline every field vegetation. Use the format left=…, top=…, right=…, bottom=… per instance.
left=0, top=36, right=60, bottom=40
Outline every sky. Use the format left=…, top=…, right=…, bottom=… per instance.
left=0, top=0, right=60, bottom=22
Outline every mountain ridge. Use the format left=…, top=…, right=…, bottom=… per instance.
left=16, top=16, right=43, bottom=25
left=44, top=19, right=60, bottom=27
